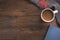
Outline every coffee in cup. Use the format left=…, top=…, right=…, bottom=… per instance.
left=42, top=10, right=53, bottom=21
left=41, top=8, right=58, bottom=22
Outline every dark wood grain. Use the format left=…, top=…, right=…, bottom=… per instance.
left=0, top=0, right=50, bottom=40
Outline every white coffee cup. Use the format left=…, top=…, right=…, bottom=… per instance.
left=41, top=8, right=58, bottom=22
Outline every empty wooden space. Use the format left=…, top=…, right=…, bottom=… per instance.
left=0, top=0, right=50, bottom=40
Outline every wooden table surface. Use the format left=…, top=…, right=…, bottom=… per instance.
left=0, top=0, right=52, bottom=40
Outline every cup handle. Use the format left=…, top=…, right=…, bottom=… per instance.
left=53, top=10, right=58, bottom=14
